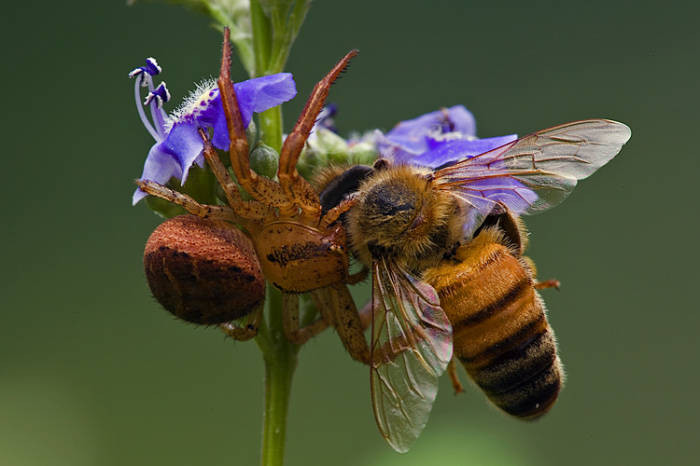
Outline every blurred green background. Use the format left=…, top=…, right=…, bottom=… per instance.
left=2, top=1, right=698, bottom=465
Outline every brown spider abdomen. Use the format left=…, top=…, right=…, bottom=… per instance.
left=252, top=221, right=349, bottom=293
left=144, top=215, right=265, bottom=324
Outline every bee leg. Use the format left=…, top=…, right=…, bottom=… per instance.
left=323, top=283, right=371, bottom=365
left=135, top=180, right=237, bottom=222
left=277, top=50, right=358, bottom=219
left=448, top=357, right=465, bottom=395
left=217, top=28, right=286, bottom=207
left=219, top=303, right=263, bottom=341
left=522, top=256, right=561, bottom=290
left=282, top=292, right=330, bottom=345
left=347, top=266, right=369, bottom=285
left=197, top=128, right=272, bottom=223
left=534, top=279, right=561, bottom=290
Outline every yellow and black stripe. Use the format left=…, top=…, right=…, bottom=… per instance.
left=424, top=230, right=562, bottom=419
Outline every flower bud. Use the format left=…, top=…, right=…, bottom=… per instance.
left=143, top=215, right=265, bottom=324
left=250, top=143, right=279, bottom=179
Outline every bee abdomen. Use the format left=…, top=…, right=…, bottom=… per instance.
left=425, top=241, right=562, bottom=419
left=469, top=318, right=562, bottom=419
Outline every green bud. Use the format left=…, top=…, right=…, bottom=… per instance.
left=250, top=143, right=279, bottom=179
left=349, top=141, right=379, bottom=166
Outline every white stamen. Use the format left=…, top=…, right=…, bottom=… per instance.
left=133, top=74, right=161, bottom=142
left=145, top=57, right=162, bottom=74
left=146, top=84, right=171, bottom=138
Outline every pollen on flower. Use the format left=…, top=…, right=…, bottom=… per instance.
left=166, top=79, right=218, bottom=131
left=144, top=82, right=171, bottom=108
left=129, top=57, right=162, bottom=79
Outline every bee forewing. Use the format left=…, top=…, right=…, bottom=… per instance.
left=370, top=259, right=452, bottom=453
left=434, top=119, right=631, bottom=231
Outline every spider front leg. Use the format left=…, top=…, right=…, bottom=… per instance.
left=198, top=128, right=272, bottom=223
left=135, top=180, right=237, bottom=222
left=277, top=50, right=358, bottom=219
left=319, top=193, right=359, bottom=229
left=217, top=28, right=287, bottom=207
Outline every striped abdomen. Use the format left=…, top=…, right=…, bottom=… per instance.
left=424, top=232, right=562, bottom=419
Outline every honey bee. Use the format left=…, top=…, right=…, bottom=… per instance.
left=318, top=119, right=631, bottom=451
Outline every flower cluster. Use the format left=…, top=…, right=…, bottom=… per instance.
left=129, top=62, right=517, bottom=206
left=130, top=57, right=296, bottom=204
left=377, top=105, right=517, bottom=168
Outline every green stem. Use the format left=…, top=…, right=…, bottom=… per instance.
left=258, top=106, right=283, bottom=152
left=251, top=5, right=292, bottom=461
left=248, top=2, right=313, bottom=464
left=250, top=0, right=283, bottom=152
left=250, top=0, right=272, bottom=77
left=256, top=285, right=298, bottom=466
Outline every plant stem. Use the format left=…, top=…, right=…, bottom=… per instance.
left=257, top=285, right=298, bottom=466
left=250, top=4, right=294, bottom=464
left=249, top=0, right=272, bottom=77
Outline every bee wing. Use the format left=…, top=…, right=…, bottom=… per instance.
left=433, top=119, right=631, bottom=235
left=370, top=258, right=453, bottom=453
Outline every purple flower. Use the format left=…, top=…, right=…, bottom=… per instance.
left=377, top=105, right=517, bottom=168
left=130, top=58, right=297, bottom=204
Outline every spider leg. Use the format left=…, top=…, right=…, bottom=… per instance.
left=277, top=50, right=358, bottom=219
left=320, top=283, right=371, bottom=365
left=217, top=28, right=287, bottom=206
left=135, top=180, right=237, bottom=222
left=347, top=267, right=369, bottom=285
left=220, top=303, right=262, bottom=341
left=319, top=193, right=359, bottom=229
left=198, top=128, right=272, bottom=223
left=281, top=292, right=330, bottom=345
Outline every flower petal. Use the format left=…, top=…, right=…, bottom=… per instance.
left=133, top=143, right=183, bottom=205
left=409, top=134, right=518, bottom=168
left=160, top=121, right=204, bottom=184
left=384, top=105, right=477, bottom=153
left=133, top=73, right=297, bottom=197
left=235, top=73, right=297, bottom=121
left=186, top=74, right=297, bottom=151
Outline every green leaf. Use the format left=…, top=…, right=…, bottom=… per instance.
left=129, top=0, right=255, bottom=76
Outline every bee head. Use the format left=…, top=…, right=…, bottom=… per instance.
left=349, top=165, right=448, bottom=261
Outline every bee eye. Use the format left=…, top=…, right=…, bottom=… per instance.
left=366, top=184, right=415, bottom=217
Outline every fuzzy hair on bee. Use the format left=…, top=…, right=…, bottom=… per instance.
left=346, top=164, right=465, bottom=272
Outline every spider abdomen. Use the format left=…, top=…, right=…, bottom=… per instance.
left=144, top=215, right=265, bottom=324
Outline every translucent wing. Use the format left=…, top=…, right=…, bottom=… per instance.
left=433, top=119, right=631, bottom=236
left=370, top=258, right=453, bottom=453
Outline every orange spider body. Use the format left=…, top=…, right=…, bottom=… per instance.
left=138, top=29, right=371, bottom=356
left=250, top=220, right=348, bottom=292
